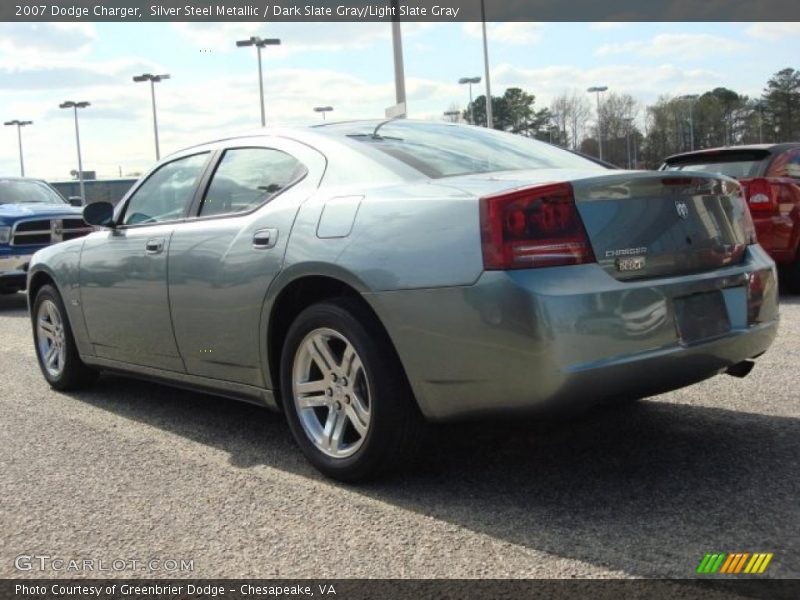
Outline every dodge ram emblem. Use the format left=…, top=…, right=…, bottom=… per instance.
left=50, top=219, right=64, bottom=243
left=675, top=201, right=690, bottom=220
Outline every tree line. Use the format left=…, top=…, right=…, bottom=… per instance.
left=453, top=67, right=800, bottom=168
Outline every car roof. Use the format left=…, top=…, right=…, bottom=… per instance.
left=171, top=119, right=476, bottom=156
left=664, top=142, right=800, bottom=163
left=174, top=119, right=388, bottom=148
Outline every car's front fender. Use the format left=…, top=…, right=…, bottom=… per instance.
left=27, top=238, right=93, bottom=357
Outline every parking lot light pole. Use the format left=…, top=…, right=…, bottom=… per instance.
left=59, top=101, right=90, bottom=201
left=391, top=0, right=407, bottom=117
left=133, top=73, right=170, bottom=160
left=480, top=0, right=493, bottom=129
left=459, top=77, right=481, bottom=125
left=587, top=86, right=608, bottom=160
left=682, top=94, right=699, bottom=151
left=236, top=36, right=281, bottom=127
left=623, top=117, right=633, bottom=168
left=3, top=119, right=33, bottom=176
left=313, top=106, right=333, bottom=121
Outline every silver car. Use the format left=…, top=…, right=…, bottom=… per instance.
left=27, top=120, right=779, bottom=481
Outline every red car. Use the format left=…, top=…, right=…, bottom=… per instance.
left=662, top=143, right=800, bottom=292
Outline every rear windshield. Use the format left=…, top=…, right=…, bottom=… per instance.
left=663, top=151, right=769, bottom=179
left=0, top=179, right=66, bottom=204
left=321, top=121, right=604, bottom=179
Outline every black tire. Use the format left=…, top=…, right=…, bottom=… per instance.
left=32, top=284, right=97, bottom=390
left=280, top=297, right=424, bottom=482
left=782, top=252, right=800, bottom=294
left=600, top=395, right=641, bottom=409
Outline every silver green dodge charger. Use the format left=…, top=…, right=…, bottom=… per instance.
left=27, top=120, right=779, bottom=481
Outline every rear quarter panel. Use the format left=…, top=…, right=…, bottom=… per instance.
left=282, top=182, right=485, bottom=291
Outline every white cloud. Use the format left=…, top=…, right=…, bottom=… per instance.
left=0, top=56, right=161, bottom=92
left=463, top=22, right=544, bottom=45
left=171, top=22, right=435, bottom=55
left=745, top=22, right=800, bottom=40
left=2, top=62, right=460, bottom=179
left=492, top=62, right=723, bottom=107
left=589, top=22, right=629, bottom=31
left=0, top=23, right=96, bottom=56
left=595, top=33, right=747, bottom=60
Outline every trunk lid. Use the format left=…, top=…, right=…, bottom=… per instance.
left=442, top=169, right=754, bottom=280
left=572, top=172, right=752, bottom=280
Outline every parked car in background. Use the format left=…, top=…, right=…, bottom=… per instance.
left=49, top=178, right=137, bottom=206
left=27, top=121, right=778, bottom=481
left=0, top=177, right=91, bottom=294
left=662, top=144, right=800, bottom=292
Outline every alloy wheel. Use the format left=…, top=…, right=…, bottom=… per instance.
left=36, top=299, right=66, bottom=378
left=292, top=327, right=372, bottom=459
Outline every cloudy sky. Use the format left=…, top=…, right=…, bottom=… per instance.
left=0, top=21, right=798, bottom=180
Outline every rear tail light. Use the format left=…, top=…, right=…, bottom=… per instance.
left=740, top=199, right=758, bottom=245
left=746, top=270, right=766, bottom=325
left=479, top=182, right=595, bottom=270
left=743, top=178, right=777, bottom=213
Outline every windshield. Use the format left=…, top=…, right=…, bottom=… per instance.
left=0, top=179, right=66, bottom=204
left=321, top=121, right=605, bottom=179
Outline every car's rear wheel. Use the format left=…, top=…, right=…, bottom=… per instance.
left=280, top=298, right=423, bottom=482
left=32, top=284, right=97, bottom=390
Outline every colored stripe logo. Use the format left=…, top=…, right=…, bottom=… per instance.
left=697, top=552, right=773, bottom=574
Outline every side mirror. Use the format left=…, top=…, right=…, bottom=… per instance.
left=68, top=196, right=84, bottom=207
left=83, top=201, right=115, bottom=228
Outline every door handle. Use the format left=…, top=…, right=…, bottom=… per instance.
left=253, top=228, right=278, bottom=249
left=145, top=238, right=165, bottom=254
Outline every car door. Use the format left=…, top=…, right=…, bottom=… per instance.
left=79, top=152, right=211, bottom=371
left=168, top=139, right=325, bottom=386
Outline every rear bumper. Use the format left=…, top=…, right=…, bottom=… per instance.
left=753, top=215, right=798, bottom=265
left=367, top=245, right=779, bottom=421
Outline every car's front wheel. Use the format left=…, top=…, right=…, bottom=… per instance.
left=32, top=284, right=97, bottom=390
left=280, top=298, right=423, bottom=482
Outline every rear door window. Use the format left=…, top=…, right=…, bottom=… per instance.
left=198, top=148, right=307, bottom=217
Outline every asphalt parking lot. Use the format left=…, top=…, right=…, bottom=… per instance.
left=1, top=290, right=798, bottom=579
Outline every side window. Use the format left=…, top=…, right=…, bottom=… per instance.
left=122, top=153, right=209, bottom=226
left=198, top=148, right=307, bottom=217
left=767, top=149, right=800, bottom=180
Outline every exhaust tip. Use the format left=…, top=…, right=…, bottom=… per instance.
left=726, top=360, right=755, bottom=378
